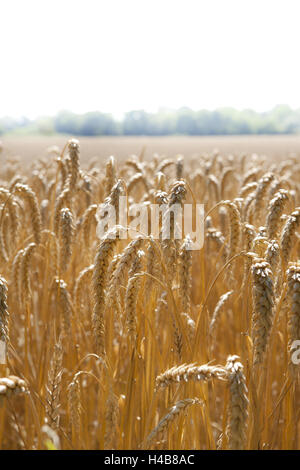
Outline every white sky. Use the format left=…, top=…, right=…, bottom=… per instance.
left=1, top=0, right=300, bottom=118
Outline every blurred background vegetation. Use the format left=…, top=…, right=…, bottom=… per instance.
left=1, top=105, right=300, bottom=136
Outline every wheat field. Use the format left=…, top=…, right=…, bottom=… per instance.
left=0, top=138, right=299, bottom=450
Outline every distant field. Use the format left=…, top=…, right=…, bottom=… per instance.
left=2, top=135, right=300, bottom=166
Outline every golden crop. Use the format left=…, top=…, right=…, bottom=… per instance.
left=0, top=140, right=299, bottom=450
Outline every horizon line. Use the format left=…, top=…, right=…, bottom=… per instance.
left=1, top=104, right=299, bottom=121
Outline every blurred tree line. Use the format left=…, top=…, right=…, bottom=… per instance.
left=1, top=105, right=300, bottom=136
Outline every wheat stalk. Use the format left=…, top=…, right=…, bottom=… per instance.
left=251, top=258, right=274, bottom=366
left=225, top=355, right=248, bottom=450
